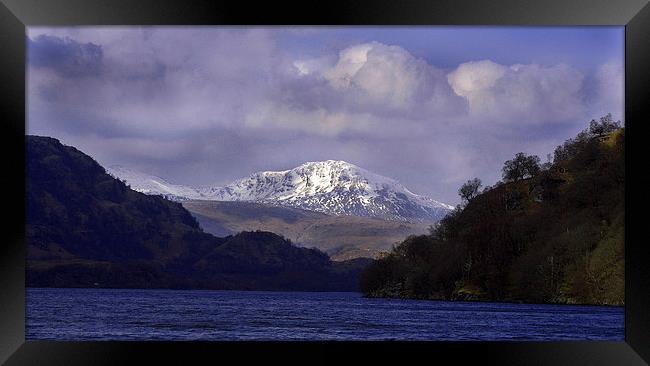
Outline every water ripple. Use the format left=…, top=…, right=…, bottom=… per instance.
left=26, top=288, right=624, bottom=341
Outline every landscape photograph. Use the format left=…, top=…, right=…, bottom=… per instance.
left=26, top=26, right=624, bottom=340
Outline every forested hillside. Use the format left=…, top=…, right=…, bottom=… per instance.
left=360, top=115, right=624, bottom=305
left=26, top=136, right=369, bottom=291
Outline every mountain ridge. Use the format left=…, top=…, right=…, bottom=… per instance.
left=108, top=160, right=453, bottom=222
left=27, top=135, right=370, bottom=291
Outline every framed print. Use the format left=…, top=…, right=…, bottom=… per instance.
left=1, top=0, right=649, bottom=364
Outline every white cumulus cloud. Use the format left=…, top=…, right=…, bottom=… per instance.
left=448, top=60, right=586, bottom=125
left=293, top=42, right=467, bottom=119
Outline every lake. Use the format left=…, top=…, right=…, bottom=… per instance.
left=26, top=288, right=624, bottom=341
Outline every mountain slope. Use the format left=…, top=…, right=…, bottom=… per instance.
left=206, top=160, right=453, bottom=222
left=106, top=165, right=205, bottom=201
left=26, top=136, right=369, bottom=291
left=111, top=160, right=453, bottom=222
left=360, top=125, right=624, bottom=305
left=182, top=200, right=430, bottom=261
left=27, top=137, right=208, bottom=263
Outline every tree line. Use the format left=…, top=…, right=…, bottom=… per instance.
left=360, top=114, right=624, bottom=305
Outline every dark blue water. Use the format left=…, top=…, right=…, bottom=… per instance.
left=26, top=288, right=624, bottom=341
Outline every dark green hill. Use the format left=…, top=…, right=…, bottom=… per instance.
left=26, top=135, right=369, bottom=291
left=360, top=117, right=624, bottom=305
left=27, top=136, right=218, bottom=263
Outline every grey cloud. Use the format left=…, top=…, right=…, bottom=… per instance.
left=593, top=61, right=624, bottom=120
left=26, top=28, right=624, bottom=205
left=28, top=35, right=103, bottom=78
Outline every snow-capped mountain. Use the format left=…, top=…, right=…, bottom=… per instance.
left=108, top=161, right=454, bottom=222
left=203, top=160, right=453, bottom=221
left=106, top=165, right=204, bottom=201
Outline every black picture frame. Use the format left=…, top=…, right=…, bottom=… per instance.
left=1, top=0, right=649, bottom=364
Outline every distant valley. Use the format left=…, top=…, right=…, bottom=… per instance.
left=182, top=200, right=430, bottom=261
left=108, top=161, right=450, bottom=260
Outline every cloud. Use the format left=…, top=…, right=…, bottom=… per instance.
left=293, top=55, right=335, bottom=77
left=28, top=29, right=286, bottom=138
left=244, top=103, right=373, bottom=136
left=246, top=42, right=468, bottom=137
left=26, top=28, right=624, bottom=204
left=295, top=42, right=467, bottom=118
left=323, top=43, right=376, bottom=88
left=448, top=60, right=586, bottom=125
left=593, top=61, right=624, bottom=120
left=447, top=60, right=507, bottom=98
left=28, top=35, right=103, bottom=78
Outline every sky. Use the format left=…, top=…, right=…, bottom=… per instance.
left=26, top=26, right=624, bottom=205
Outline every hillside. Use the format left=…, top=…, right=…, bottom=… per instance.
left=26, top=136, right=369, bottom=291
left=360, top=116, right=624, bottom=305
left=182, top=200, right=430, bottom=260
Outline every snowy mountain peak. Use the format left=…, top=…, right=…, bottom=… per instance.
left=106, top=165, right=203, bottom=201
left=108, top=161, right=454, bottom=222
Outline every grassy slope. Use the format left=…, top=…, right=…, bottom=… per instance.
left=182, top=200, right=430, bottom=261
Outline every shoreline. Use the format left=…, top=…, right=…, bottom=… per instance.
left=26, top=287, right=624, bottom=308
left=362, top=293, right=625, bottom=308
